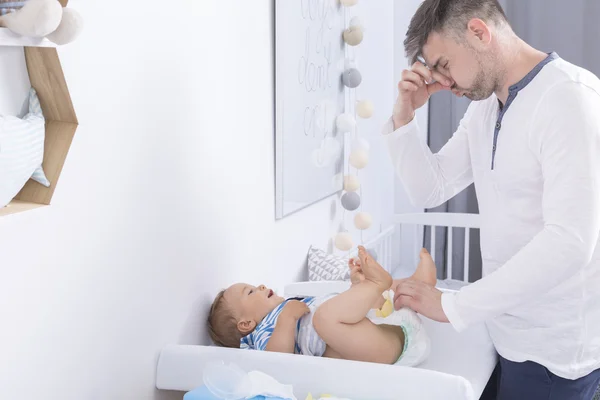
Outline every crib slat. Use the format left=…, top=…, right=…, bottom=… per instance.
left=464, top=228, right=470, bottom=282
left=382, top=241, right=385, bottom=272
left=414, top=224, right=419, bottom=266
left=447, top=227, right=453, bottom=280
left=385, top=240, right=394, bottom=273
left=431, top=225, right=436, bottom=262
left=381, top=241, right=386, bottom=272
left=396, top=225, right=401, bottom=273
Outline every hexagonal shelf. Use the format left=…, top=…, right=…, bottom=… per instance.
left=0, top=46, right=78, bottom=217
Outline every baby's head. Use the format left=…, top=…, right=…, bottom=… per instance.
left=207, top=283, right=284, bottom=347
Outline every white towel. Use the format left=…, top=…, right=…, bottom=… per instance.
left=245, top=370, right=296, bottom=400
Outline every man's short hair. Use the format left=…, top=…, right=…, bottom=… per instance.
left=404, top=0, right=508, bottom=65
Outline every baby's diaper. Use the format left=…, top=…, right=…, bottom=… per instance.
left=296, top=294, right=336, bottom=357
left=297, top=291, right=430, bottom=367
left=367, top=290, right=431, bottom=367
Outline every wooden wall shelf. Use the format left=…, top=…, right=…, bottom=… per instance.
left=0, top=46, right=78, bottom=217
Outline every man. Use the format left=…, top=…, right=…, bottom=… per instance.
left=386, top=0, right=600, bottom=398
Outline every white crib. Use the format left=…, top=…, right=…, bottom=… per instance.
left=348, top=212, right=481, bottom=285
left=393, top=212, right=481, bottom=289
left=156, top=213, right=496, bottom=400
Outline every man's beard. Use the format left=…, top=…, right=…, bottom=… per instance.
left=461, top=54, right=498, bottom=101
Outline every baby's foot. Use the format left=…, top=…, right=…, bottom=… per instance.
left=349, top=258, right=386, bottom=309
left=411, top=248, right=437, bottom=286
left=348, top=258, right=365, bottom=286
left=358, top=246, right=393, bottom=292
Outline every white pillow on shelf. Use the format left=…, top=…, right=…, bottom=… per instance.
left=0, top=88, right=49, bottom=208
left=308, top=246, right=351, bottom=282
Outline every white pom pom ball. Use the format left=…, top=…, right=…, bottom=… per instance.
left=354, top=212, right=373, bottom=230
left=335, top=232, right=354, bottom=251
left=357, top=100, right=374, bottom=118
left=349, top=149, right=369, bottom=169
left=344, top=175, right=360, bottom=192
left=47, top=8, right=84, bottom=45
left=343, top=26, right=364, bottom=46
left=336, top=114, right=356, bottom=133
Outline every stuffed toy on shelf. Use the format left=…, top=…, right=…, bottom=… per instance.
left=0, top=0, right=83, bottom=45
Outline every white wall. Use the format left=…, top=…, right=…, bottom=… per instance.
left=0, top=1, right=394, bottom=399
left=393, top=0, right=428, bottom=274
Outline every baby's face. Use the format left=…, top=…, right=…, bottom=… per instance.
left=224, top=283, right=285, bottom=326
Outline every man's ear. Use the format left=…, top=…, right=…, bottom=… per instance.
left=237, top=319, right=257, bottom=335
left=467, top=18, right=492, bottom=45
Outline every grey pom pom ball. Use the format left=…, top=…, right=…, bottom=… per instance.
left=341, top=192, right=361, bottom=211
left=343, top=68, right=362, bottom=88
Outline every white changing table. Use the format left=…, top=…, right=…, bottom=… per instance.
left=156, top=281, right=497, bottom=400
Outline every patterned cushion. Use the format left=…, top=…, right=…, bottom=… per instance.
left=308, top=246, right=351, bottom=282
left=0, top=88, right=49, bottom=208
left=0, top=0, right=25, bottom=16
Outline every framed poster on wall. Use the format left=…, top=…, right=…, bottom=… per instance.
left=275, top=0, right=346, bottom=219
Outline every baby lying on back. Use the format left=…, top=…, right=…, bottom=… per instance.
left=208, top=246, right=436, bottom=366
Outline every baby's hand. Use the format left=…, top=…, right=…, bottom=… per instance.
left=281, top=300, right=310, bottom=320
left=349, top=258, right=365, bottom=285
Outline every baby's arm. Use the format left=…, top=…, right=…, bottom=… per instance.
left=265, top=315, right=297, bottom=353
left=265, top=300, right=309, bottom=353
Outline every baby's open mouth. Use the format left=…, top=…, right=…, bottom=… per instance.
left=268, top=289, right=274, bottom=298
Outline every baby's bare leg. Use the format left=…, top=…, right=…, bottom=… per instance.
left=323, top=346, right=342, bottom=359
left=314, top=247, right=403, bottom=364
left=319, top=247, right=390, bottom=324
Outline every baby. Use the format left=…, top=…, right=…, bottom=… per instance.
left=207, top=246, right=437, bottom=366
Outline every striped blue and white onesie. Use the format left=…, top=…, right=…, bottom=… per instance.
left=240, top=296, right=332, bottom=356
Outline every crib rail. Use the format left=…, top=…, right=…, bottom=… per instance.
left=392, top=213, right=481, bottom=282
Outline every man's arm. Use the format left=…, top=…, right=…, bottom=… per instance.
left=383, top=102, right=476, bottom=209
left=442, top=82, right=600, bottom=331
